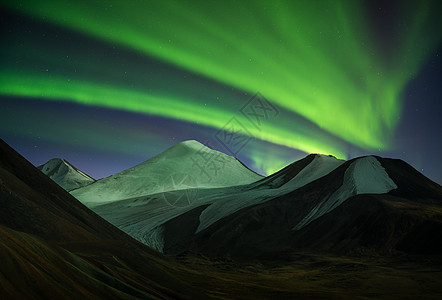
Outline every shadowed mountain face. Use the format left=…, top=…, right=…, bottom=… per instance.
left=0, top=139, right=203, bottom=299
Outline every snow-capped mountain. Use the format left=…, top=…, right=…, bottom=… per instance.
left=38, top=158, right=95, bottom=191
left=71, top=140, right=263, bottom=207
left=292, top=156, right=397, bottom=230
left=88, top=153, right=345, bottom=251
left=161, top=155, right=442, bottom=258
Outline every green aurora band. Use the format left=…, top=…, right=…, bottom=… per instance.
left=1, top=0, right=441, bottom=159
left=0, top=72, right=345, bottom=158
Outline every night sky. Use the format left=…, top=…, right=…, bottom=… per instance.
left=1, top=0, right=441, bottom=184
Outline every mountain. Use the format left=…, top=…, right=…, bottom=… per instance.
left=87, top=151, right=442, bottom=260
left=89, top=153, right=346, bottom=251
left=160, top=155, right=442, bottom=259
left=71, top=140, right=262, bottom=207
left=38, top=158, right=95, bottom=191
left=0, top=138, right=204, bottom=299
left=2, top=138, right=442, bottom=299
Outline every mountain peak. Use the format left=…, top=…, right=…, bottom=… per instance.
left=71, top=139, right=263, bottom=206
left=178, top=139, right=205, bottom=148
left=38, top=158, right=94, bottom=191
left=312, top=153, right=339, bottom=159
left=164, top=140, right=208, bottom=156
left=47, top=157, right=65, bottom=162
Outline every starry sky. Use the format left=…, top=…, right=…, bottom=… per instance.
left=1, top=0, right=441, bottom=183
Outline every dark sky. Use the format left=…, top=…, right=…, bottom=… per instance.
left=1, top=0, right=441, bottom=184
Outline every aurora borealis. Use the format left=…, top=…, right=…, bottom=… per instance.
left=1, top=0, right=441, bottom=182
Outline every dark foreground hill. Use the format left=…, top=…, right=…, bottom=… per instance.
left=0, top=139, right=203, bottom=299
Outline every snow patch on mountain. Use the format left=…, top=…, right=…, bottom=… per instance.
left=352, top=156, right=398, bottom=194
left=71, top=140, right=262, bottom=207
left=38, top=158, right=95, bottom=191
left=293, top=156, right=397, bottom=230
